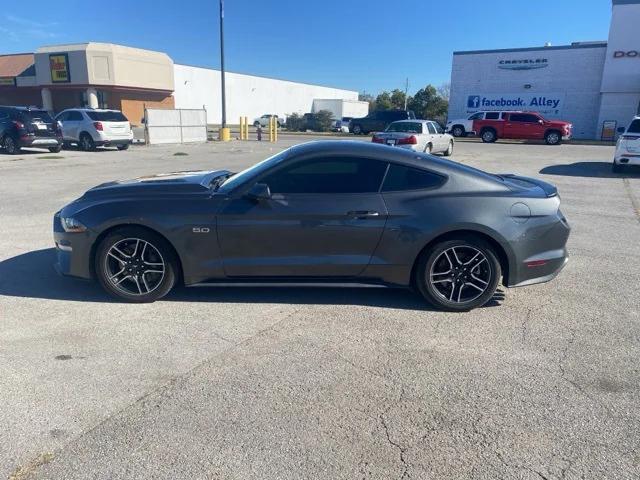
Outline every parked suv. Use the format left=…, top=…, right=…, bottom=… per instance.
left=613, top=116, right=640, bottom=172
left=56, top=109, right=133, bottom=151
left=253, top=114, right=284, bottom=128
left=473, top=111, right=572, bottom=145
left=349, top=110, right=416, bottom=135
left=446, top=111, right=502, bottom=137
left=0, top=106, right=62, bottom=154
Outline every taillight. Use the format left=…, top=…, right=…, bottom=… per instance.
left=12, top=120, right=24, bottom=129
left=93, top=121, right=103, bottom=131
left=372, top=136, right=384, bottom=144
left=398, top=135, right=417, bottom=145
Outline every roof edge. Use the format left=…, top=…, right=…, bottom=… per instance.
left=454, top=43, right=608, bottom=56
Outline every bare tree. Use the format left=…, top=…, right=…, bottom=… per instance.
left=437, top=82, right=451, bottom=102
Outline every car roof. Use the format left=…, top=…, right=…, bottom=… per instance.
left=60, top=108, right=122, bottom=113
left=0, top=105, right=46, bottom=111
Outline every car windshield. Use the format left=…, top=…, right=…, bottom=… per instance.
left=627, top=119, right=640, bottom=134
left=217, top=148, right=289, bottom=192
left=20, top=110, right=54, bottom=123
left=86, top=111, right=128, bottom=122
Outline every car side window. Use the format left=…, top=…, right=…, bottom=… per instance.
left=511, top=114, right=539, bottom=123
left=485, top=112, right=500, bottom=120
left=469, top=112, right=484, bottom=120
left=66, top=111, right=83, bottom=121
left=56, top=112, right=68, bottom=122
left=261, top=157, right=388, bottom=194
left=427, top=123, right=437, bottom=135
left=433, top=123, right=444, bottom=134
left=382, top=164, right=445, bottom=192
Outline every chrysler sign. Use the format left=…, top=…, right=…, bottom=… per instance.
left=467, top=93, right=565, bottom=115
left=498, top=58, right=548, bottom=70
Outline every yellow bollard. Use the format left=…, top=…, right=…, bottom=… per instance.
left=239, top=117, right=244, bottom=140
left=244, top=116, right=249, bottom=140
left=274, top=117, right=278, bottom=142
left=219, top=127, right=231, bottom=142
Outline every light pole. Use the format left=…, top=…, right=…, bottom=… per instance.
left=218, top=0, right=230, bottom=140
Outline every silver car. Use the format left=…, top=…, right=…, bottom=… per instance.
left=372, top=120, right=454, bottom=155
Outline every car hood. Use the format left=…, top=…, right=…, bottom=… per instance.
left=545, top=120, right=571, bottom=128
left=81, top=170, right=231, bottom=199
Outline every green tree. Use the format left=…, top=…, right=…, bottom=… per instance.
left=408, top=85, right=449, bottom=124
left=285, top=112, right=305, bottom=131
left=314, top=110, right=334, bottom=132
left=375, top=91, right=393, bottom=110
left=390, top=89, right=409, bottom=110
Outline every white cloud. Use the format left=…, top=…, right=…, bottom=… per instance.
left=3, top=15, right=61, bottom=42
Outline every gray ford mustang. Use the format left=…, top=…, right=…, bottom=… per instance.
left=54, top=141, right=570, bottom=311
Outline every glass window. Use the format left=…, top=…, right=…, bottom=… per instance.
left=433, top=123, right=444, bottom=134
left=469, top=112, right=484, bottom=120
left=19, top=110, right=54, bottom=123
left=382, top=164, right=445, bottom=192
left=262, top=157, right=388, bottom=194
left=510, top=113, right=540, bottom=123
left=86, top=111, right=128, bottom=122
left=627, top=119, right=640, bottom=134
left=485, top=112, right=500, bottom=120
left=387, top=122, right=422, bottom=133
left=427, top=123, right=437, bottom=134
left=66, top=111, right=83, bottom=121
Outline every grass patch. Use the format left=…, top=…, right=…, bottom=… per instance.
left=37, top=155, right=65, bottom=160
left=173, top=152, right=189, bottom=156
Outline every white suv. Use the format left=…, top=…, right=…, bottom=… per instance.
left=613, top=116, right=640, bottom=172
left=56, top=109, right=133, bottom=151
left=253, top=114, right=284, bottom=128
left=446, top=111, right=503, bottom=137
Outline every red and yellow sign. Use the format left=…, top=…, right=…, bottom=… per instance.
left=49, top=53, right=70, bottom=83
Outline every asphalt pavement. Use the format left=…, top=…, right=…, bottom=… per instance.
left=0, top=137, right=639, bottom=479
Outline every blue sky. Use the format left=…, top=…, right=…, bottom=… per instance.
left=1, top=0, right=612, bottom=95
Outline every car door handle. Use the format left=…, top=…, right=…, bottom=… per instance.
left=347, top=210, right=380, bottom=219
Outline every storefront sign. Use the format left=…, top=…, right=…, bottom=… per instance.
left=613, top=50, right=639, bottom=58
left=49, top=53, right=70, bottom=83
left=601, top=121, right=617, bottom=141
left=498, top=58, right=548, bottom=70
left=466, top=93, right=565, bottom=115
left=0, top=77, right=15, bottom=86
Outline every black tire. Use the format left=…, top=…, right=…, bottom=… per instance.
left=451, top=125, right=465, bottom=137
left=253, top=121, right=260, bottom=127
left=352, top=124, right=363, bottom=135
left=415, top=236, right=501, bottom=312
left=95, top=227, right=178, bottom=303
left=48, top=145, right=62, bottom=153
left=2, top=136, right=20, bottom=155
left=443, top=140, right=454, bottom=157
left=424, top=143, right=433, bottom=154
left=612, top=162, right=624, bottom=173
left=481, top=129, right=497, bottom=143
left=117, top=144, right=130, bottom=151
left=79, top=133, right=95, bottom=151
left=545, top=130, right=562, bottom=145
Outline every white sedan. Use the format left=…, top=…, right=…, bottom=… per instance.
left=372, top=120, right=454, bottom=155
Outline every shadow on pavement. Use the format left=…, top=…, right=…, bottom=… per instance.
left=540, top=162, right=640, bottom=178
left=0, top=248, right=504, bottom=310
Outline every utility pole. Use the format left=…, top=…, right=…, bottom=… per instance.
left=218, top=0, right=230, bottom=140
left=404, top=78, right=409, bottom=110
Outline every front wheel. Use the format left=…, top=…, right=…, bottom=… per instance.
left=352, top=124, right=362, bottom=135
left=117, top=144, right=130, bottom=151
left=545, top=131, right=561, bottom=145
left=95, top=227, right=178, bottom=303
left=415, top=237, right=501, bottom=311
left=2, top=136, right=20, bottom=154
left=451, top=125, right=465, bottom=137
left=443, top=141, right=454, bottom=156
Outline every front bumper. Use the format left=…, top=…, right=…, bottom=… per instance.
left=53, top=214, right=95, bottom=280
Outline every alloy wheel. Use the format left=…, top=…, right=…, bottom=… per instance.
left=4, top=137, right=16, bottom=154
left=428, top=245, right=491, bottom=304
left=104, top=238, right=165, bottom=296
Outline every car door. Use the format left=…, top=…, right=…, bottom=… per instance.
left=62, top=110, right=84, bottom=141
left=217, top=155, right=389, bottom=277
left=504, top=113, right=542, bottom=139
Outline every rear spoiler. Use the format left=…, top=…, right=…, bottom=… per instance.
left=501, top=174, right=558, bottom=197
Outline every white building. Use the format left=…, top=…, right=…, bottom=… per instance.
left=173, top=64, right=359, bottom=125
left=449, top=0, right=640, bottom=139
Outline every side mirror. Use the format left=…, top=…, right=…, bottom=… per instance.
left=247, top=182, right=271, bottom=201
left=538, top=119, right=544, bottom=125
left=617, top=126, right=626, bottom=133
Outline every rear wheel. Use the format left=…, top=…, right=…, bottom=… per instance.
left=545, top=130, right=561, bottom=145
left=352, top=124, right=363, bottom=135
left=481, top=129, right=497, bottom=143
left=2, top=136, right=20, bottom=154
left=117, top=144, right=130, bottom=151
left=415, top=237, right=501, bottom=311
left=80, top=133, right=95, bottom=151
left=424, top=143, right=433, bottom=154
left=612, top=162, right=624, bottom=173
left=451, top=125, right=465, bottom=137
left=48, top=145, right=62, bottom=153
left=95, top=227, right=178, bottom=303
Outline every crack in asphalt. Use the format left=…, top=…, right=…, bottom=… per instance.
left=378, top=386, right=410, bottom=479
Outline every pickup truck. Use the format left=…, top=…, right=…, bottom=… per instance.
left=473, top=111, right=572, bottom=145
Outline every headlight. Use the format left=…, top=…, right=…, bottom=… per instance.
left=61, top=217, right=87, bottom=233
